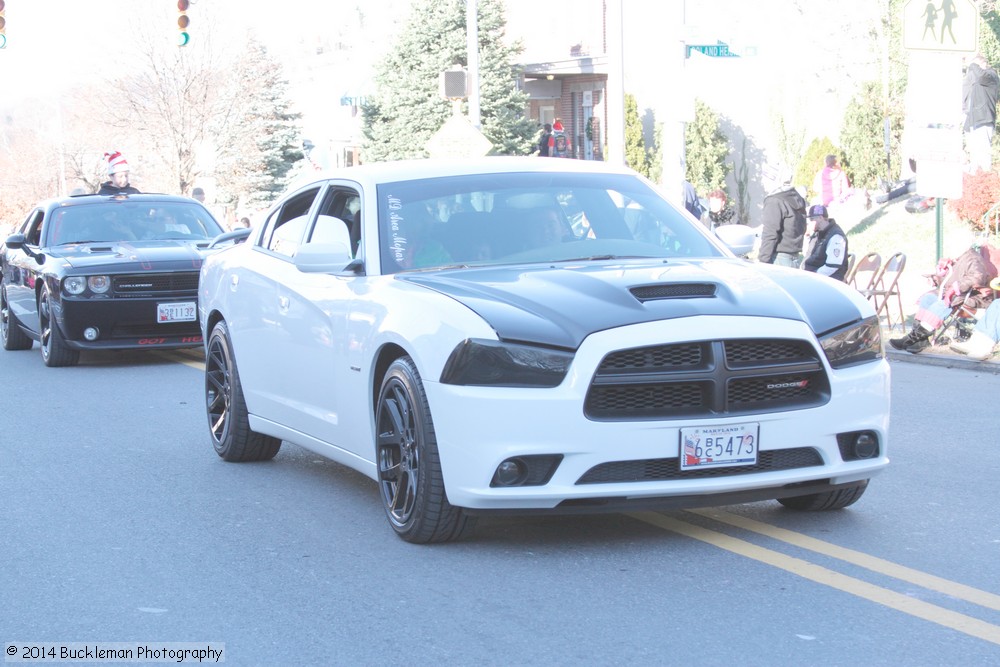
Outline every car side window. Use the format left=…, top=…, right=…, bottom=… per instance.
left=23, top=211, right=44, bottom=245
left=309, top=185, right=362, bottom=258
left=263, top=187, right=322, bottom=258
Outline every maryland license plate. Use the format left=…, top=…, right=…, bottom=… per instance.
left=157, top=301, right=197, bottom=323
left=680, top=423, right=759, bottom=470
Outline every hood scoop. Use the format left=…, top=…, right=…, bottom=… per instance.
left=630, top=283, right=717, bottom=302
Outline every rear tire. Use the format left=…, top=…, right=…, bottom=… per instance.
left=1, top=286, right=33, bottom=351
left=205, top=320, right=281, bottom=462
left=777, top=480, right=869, bottom=511
left=376, top=356, right=474, bottom=543
left=39, top=288, right=80, bottom=367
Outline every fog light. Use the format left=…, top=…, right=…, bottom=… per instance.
left=853, top=433, right=877, bottom=459
left=83, top=327, right=99, bottom=341
left=493, top=458, right=527, bottom=487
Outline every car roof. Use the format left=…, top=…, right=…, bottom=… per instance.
left=291, top=156, right=641, bottom=190
left=38, top=193, right=205, bottom=211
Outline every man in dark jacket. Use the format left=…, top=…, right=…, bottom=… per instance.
left=758, top=167, right=807, bottom=267
left=97, top=151, right=140, bottom=195
left=801, top=204, right=848, bottom=281
left=962, top=53, right=1000, bottom=173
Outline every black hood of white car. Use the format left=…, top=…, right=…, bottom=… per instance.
left=399, top=259, right=864, bottom=350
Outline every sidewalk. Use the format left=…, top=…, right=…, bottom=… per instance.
left=881, top=325, right=1000, bottom=374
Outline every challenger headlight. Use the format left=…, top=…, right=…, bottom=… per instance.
left=64, top=277, right=87, bottom=295
left=64, top=275, right=111, bottom=295
left=819, top=316, right=884, bottom=369
left=440, top=338, right=574, bottom=387
left=88, top=275, right=111, bottom=294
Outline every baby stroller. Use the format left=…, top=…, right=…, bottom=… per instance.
left=923, top=257, right=993, bottom=346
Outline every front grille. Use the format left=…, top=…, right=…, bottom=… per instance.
left=113, top=272, right=199, bottom=297
left=111, top=322, right=201, bottom=339
left=576, top=447, right=824, bottom=484
left=585, top=339, right=829, bottom=420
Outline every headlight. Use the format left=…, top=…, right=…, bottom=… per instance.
left=64, top=277, right=87, bottom=295
left=88, top=275, right=111, bottom=293
left=440, top=338, right=574, bottom=387
left=819, top=316, right=883, bottom=369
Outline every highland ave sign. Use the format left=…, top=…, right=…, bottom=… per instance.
left=902, top=0, right=977, bottom=53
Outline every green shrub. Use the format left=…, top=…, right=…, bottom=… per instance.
left=796, top=137, right=841, bottom=198
left=685, top=99, right=731, bottom=196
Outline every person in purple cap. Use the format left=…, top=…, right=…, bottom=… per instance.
left=801, top=204, right=848, bottom=281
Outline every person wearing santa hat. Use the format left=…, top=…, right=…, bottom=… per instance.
left=98, top=151, right=141, bottom=195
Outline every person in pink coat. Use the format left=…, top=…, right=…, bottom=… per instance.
left=812, top=154, right=850, bottom=207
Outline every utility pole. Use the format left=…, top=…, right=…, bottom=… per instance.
left=606, top=0, right=625, bottom=165
left=467, top=0, right=481, bottom=128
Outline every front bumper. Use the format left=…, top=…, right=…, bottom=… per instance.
left=426, top=316, right=891, bottom=511
left=53, top=295, right=203, bottom=350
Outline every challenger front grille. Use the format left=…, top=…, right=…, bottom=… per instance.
left=113, top=272, right=200, bottom=297
left=577, top=447, right=824, bottom=484
left=584, top=339, right=829, bottom=420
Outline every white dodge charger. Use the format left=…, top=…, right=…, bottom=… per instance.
left=199, top=157, right=889, bottom=543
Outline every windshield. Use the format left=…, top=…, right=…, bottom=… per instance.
left=44, top=202, right=225, bottom=246
left=376, top=172, right=723, bottom=273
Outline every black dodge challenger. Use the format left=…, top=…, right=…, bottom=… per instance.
left=1, top=192, right=237, bottom=367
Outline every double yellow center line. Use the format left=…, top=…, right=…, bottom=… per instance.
left=629, top=509, right=1000, bottom=646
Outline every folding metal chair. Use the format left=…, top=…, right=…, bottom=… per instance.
left=848, top=252, right=882, bottom=291
left=859, top=252, right=906, bottom=330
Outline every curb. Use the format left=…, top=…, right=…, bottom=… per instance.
left=885, top=347, right=1000, bottom=374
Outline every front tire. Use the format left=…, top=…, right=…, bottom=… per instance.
left=39, top=288, right=79, bottom=367
left=777, top=480, right=869, bottom=511
left=205, top=320, right=281, bottom=462
left=376, top=356, right=473, bottom=543
left=1, top=286, right=33, bottom=351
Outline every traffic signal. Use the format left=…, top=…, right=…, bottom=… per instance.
left=0, top=1, right=7, bottom=50
left=177, top=0, right=190, bottom=47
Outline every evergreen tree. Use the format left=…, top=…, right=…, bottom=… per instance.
left=362, top=0, right=535, bottom=161
left=213, top=37, right=304, bottom=210
left=624, top=93, right=650, bottom=178
left=685, top=99, right=731, bottom=195
left=841, top=80, right=902, bottom=189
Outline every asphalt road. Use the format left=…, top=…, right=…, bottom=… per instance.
left=1, top=346, right=999, bottom=666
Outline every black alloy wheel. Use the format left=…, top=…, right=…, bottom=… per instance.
left=205, top=320, right=280, bottom=462
left=375, top=356, right=472, bottom=543
left=38, top=288, right=79, bottom=367
left=1, top=286, right=33, bottom=351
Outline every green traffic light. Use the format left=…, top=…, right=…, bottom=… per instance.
left=0, top=35, right=6, bottom=50
left=178, top=31, right=190, bottom=47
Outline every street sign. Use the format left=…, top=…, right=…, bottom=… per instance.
left=903, top=0, right=978, bottom=52
left=685, top=41, right=739, bottom=59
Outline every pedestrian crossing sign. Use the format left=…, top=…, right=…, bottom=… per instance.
left=903, top=0, right=978, bottom=52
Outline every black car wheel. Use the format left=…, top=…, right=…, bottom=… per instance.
left=376, top=356, right=473, bottom=543
left=39, top=288, right=79, bottom=367
left=1, top=286, right=33, bottom=351
left=205, top=320, right=281, bottom=462
left=777, top=480, right=869, bottom=511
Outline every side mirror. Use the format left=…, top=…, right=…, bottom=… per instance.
left=5, top=233, right=26, bottom=250
left=293, top=242, right=356, bottom=274
left=208, top=227, right=252, bottom=249
left=714, top=224, right=758, bottom=257
left=4, top=233, right=45, bottom=263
